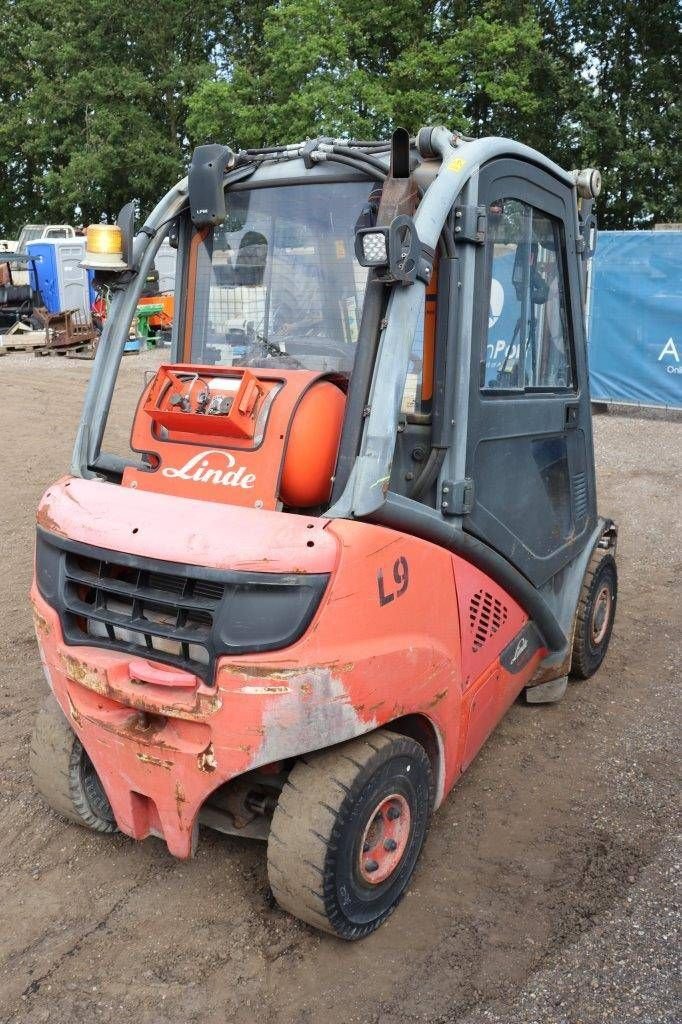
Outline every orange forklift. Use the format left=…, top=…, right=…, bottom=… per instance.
left=30, top=127, right=617, bottom=938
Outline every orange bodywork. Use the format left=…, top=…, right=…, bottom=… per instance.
left=33, top=471, right=545, bottom=859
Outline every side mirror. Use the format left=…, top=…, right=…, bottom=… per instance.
left=116, top=201, right=136, bottom=268
left=188, top=144, right=235, bottom=227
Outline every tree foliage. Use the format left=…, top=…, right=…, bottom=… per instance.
left=0, top=0, right=679, bottom=233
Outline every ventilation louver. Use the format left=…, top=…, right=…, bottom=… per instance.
left=572, top=472, right=588, bottom=522
left=469, top=589, right=508, bottom=652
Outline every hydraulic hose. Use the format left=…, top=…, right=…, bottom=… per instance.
left=410, top=447, right=447, bottom=500
left=327, top=145, right=389, bottom=175
left=313, top=152, right=386, bottom=181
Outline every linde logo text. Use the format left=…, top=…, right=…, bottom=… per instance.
left=162, top=450, right=256, bottom=489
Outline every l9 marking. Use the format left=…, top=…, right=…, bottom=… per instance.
left=377, top=556, right=409, bottom=607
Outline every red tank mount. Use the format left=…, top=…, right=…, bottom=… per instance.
left=122, top=363, right=346, bottom=511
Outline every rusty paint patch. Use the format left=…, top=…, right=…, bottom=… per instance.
left=136, top=752, right=174, bottom=770
left=428, top=689, right=448, bottom=708
left=66, top=693, right=82, bottom=726
left=224, top=664, right=301, bottom=680
left=175, top=781, right=186, bottom=822
left=224, top=660, right=355, bottom=683
left=197, top=742, right=217, bottom=773
left=32, top=608, right=51, bottom=637
left=529, top=647, right=570, bottom=685
left=299, top=681, right=313, bottom=696
left=36, top=503, right=68, bottom=539
left=59, top=652, right=221, bottom=722
left=61, top=654, right=105, bottom=691
left=238, top=684, right=291, bottom=695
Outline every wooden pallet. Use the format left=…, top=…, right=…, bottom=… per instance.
left=34, top=341, right=96, bottom=360
left=0, top=334, right=47, bottom=355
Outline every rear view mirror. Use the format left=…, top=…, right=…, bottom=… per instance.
left=188, top=144, right=235, bottom=227
left=116, top=201, right=136, bottom=268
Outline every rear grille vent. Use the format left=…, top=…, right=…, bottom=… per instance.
left=62, top=552, right=224, bottom=678
left=572, top=472, right=588, bottom=522
left=36, top=530, right=330, bottom=687
left=469, top=589, right=508, bottom=653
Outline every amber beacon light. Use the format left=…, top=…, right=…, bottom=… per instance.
left=82, top=223, right=127, bottom=271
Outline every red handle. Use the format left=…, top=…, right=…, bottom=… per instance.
left=127, top=658, right=198, bottom=689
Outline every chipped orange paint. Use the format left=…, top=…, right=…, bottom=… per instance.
left=137, top=752, right=174, bottom=770
left=33, top=476, right=546, bottom=860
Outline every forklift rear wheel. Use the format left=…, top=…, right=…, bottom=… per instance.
left=267, top=730, right=433, bottom=939
left=571, top=552, right=618, bottom=680
left=30, top=695, right=117, bottom=833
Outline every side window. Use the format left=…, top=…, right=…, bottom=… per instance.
left=46, top=228, right=67, bottom=238
left=482, top=198, right=573, bottom=391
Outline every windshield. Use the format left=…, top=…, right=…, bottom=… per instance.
left=190, top=181, right=378, bottom=375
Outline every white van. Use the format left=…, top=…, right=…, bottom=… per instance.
left=16, top=224, right=76, bottom=254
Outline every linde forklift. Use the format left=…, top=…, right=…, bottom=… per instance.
left=30, top=127, right=617, bottom=939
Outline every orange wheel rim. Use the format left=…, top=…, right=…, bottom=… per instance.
left=358, top=793, right=411, bottom=885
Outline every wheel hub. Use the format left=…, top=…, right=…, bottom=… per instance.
left=359, top=793, right=411, bottom=884
left=591, top=584, right=612, bottom=644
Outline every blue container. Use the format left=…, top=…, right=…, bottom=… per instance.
left=27, top=242, right=61, bottom=312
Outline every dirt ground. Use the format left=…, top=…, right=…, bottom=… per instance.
left=0, top=351, right=679, bottom=1024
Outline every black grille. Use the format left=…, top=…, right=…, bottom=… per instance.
left=35, top=528, right=329, bottom=685
left=62, top=551, right=223, bottom=677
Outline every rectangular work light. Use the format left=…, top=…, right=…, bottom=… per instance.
left=354, top=215, right=433, bottom=286
left=358, top=229, right=389, bottom=266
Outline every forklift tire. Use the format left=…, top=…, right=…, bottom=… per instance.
left=30, top=695, right=117, bottom=833
left=267, top=730, right=433, bottom=940
left=570, top=551, right=618, bottom=680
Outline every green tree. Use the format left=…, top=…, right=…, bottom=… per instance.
left=186, top=0, right=580, bottom=153
left=564, top=0, right=681, bottom=227
left=0, top=0, right=679, bottom=233
left=0, top=0, right=225, bottom=232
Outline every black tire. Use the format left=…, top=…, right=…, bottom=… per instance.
left=570, top=551, right=618, bottom=680
left=30, top=695, right=117, bottom=833
left=267, top=729, right=433, bottom=940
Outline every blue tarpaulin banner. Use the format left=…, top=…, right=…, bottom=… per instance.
left=588, top=230, right=682, bottom=409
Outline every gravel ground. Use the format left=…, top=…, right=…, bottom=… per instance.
left=0, top=352, right=679, bottom=1024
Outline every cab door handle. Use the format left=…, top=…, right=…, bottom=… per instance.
left=565, top=402, right=579, bottom=428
